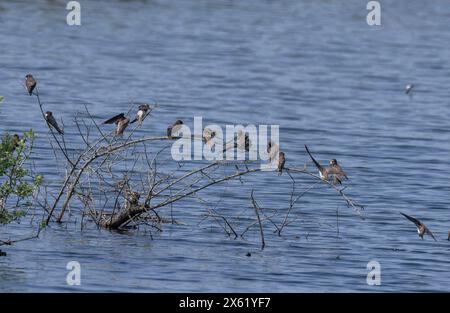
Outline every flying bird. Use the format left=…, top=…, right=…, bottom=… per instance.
left=25, top=74, right=36, bottom=96
left=277, top=151, right=285, bottom=175
left=305, top=145, right=348, bottom=185
left=103, top=113, right=129, bottom=136
left=130, top=104, right=151, bottom=125
left=400, top=212, right=436, bottom=241
left=45, top=111, right=64, bottom=135
left=405, top=83, right=414, bottom=95
left=167, top=120, right=184, bottom=138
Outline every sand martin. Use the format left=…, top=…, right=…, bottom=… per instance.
left=400, top=212, right=437, bottom=241
left=305, top=145, right=348, bottom=185
left=130, top=104, right=151, bottom=125
left=405, top=84, right=414, bottom=95
left=167, top=120, right=183, bottom=138
left=25, top=74, right=36, bottom=96
left=278, top=151, right=285, bottom=175
left=45, top=111, right=64, bottom=135
left=103, top=113, right=130, bottom=136
left=267, top=140, right=279, bottom=163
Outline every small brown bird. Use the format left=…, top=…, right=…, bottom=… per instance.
left=400, top=212, right=437, bottom=241
left=305, top=145, right=347, bottom=185
left=130, top=104, right=151, bottom=125
left=277, top=151, right=285, bottom=175
left=25, top=74, right=36, bottom=96
left=167, top=120, right=183, bottom=138
left=203, top=127, right=216, bottom=146
left=103, top=113, right=129, bottom=136
left=45, top=111, right=64, bottom=135
left=12, top=134, right=20, bottom=151
left=223, top=130, right=251, bottom=153
left=267, top=140, right=279, bottom=163
left=405, top=84, right=414, bottom=95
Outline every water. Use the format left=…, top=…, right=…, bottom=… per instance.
left=1, top=0, right=450, bottom=292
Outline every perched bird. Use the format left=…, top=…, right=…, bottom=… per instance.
left=25, top=74, right=36, bottom=96
left=130, top=104, right=151, bottom=125
left=448, top=231, right=450, bottom=241
left=277, top=151, right=285, bottom=175
left=400, top=212, right=437, bottom=241
left=103, top=113, right=129, bottom=136
left=305, top=145, right=348, bottom=185
left=223, top=130, right=251, bottom=154
left=12, top=134, right=20, bottom=151
left=267, top=140, right=279, bottom=163
left=203, top=127, right=216, bottom=147
left=167, top=120, right=184, bottom=138
left=45, top=111, right=64, bottom=135
left=405, top=84, right=414, bottom=95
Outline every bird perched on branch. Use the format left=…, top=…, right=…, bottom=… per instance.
left=223, top=130, right=251, bottom=154
left=305, top=145, right=347, bottom=185
left=130, top=104, right=151, bottom=125
left=400, top=212, right=436, bottom=241
left=203, top=127, right=216, bottom=146
left=103, top=113, right=130, bottom=136
left=267, top=140, right=279, bottom=163
left=25, top=74, right=36, bottom=96
left=12, top=134, right=20, bottom=151
left=277, top=151, right=285, bottom=175
left=167, top=120, right=183, bottom=138
left=45, top=111, right=64, bottom=135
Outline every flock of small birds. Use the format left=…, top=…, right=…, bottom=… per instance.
left=20, top=74, right=448, bottom=242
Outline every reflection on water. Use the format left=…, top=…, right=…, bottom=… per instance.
left=1, top=0, right=450, bottom=292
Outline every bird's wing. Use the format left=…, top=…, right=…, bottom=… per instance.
left=103, top=113, right=125, bottom=124
left=305, top=145, right=323, bottom=171
left=400, top=212, right=421, bottom=227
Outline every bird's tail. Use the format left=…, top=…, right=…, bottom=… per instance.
left=305, top=145, right=322, bottom=170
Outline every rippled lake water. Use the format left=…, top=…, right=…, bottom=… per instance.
left=1, top=0, right=450, bottom=292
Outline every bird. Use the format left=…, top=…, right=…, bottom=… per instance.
left=400, top=212, right=437, bottom=241
left=405, top=84, right=414, bottom=95
left=267, top=140, right=279, bottom=163
left=277, top=151, right=285, bottom=175
left=25, top=74, right=36, bottom=96
left=130, top=104, right=151, bottom=125
left=305, top=145, right=348, bottom=185
left=448, top=231, right=450, bottom=241
left=167, top=120, right=183, bottom=138
left=203, top=127, right=216, bottom=146
left=45, top=111, right=64, bottom=135
left=103, top=113, right=130, bottom=136
left=223, top=130, right=251, bottom=154
left=12, top=134, right=20, bottom=151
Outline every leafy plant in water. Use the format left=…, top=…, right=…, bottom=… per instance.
left=0, top=129, right=42, bottom=224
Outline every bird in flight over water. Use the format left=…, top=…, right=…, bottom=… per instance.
left=400, top=212, right=437, bottom=241
left=305, top=145, right=348, bottom=185
left=405, top=83, right=414, bottom=95
left=25, top=74, right=36, bottom=96
left=45, top=111, right=64, bottom=135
